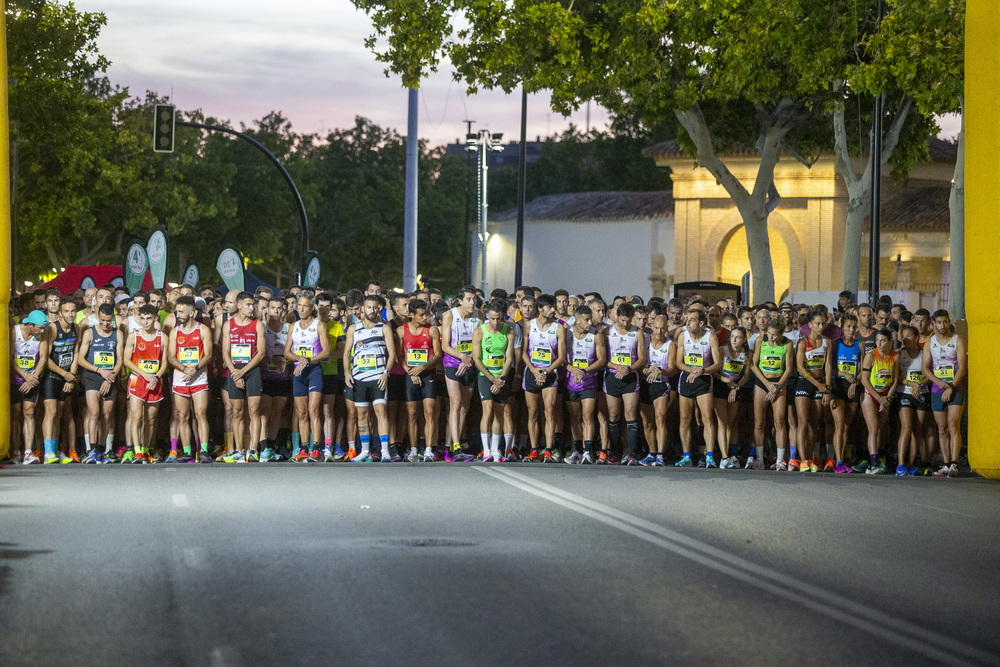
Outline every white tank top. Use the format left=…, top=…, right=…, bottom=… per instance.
left=899, top=346, right=926, bottom=396
left=607, top=324, right=639, bottom=367
left=721, top=344, right=746, bottom=380
left=682, top=328, right=712, bottom=369
left=291, top=318, right=322, bottom=360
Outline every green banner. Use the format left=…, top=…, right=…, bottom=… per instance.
left=124, top=243, right=148, bottom=296
left=183, top=264, right=199, bottom=287
left=304, top=256, right=321, bottom=287
left=146, top=228, right=167, bottom=289
left=216, top=247, right=245, bottom=293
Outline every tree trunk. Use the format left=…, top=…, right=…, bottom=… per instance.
left=737, top=204, right=777, bottom=302
left=948, top=109, right=964, bottom=319
left=841, top=185, right=869, bottom=294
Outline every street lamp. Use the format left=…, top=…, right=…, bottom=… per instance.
left=466, top=130, right=504, bottom=294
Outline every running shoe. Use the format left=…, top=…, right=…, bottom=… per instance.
left=895, top=464, right=908, bottom=476
left=388, top=451, right=402, bottom=463
left=522, top=450, right=540, bottom=463
left=502, top=448, right=516, bottom=462
left=638, top=454, right=656, bottom=466
left=482, top=453, right=495, bottom=463
left=808, top=459, right=820, bottom=473
left=68, top=449, right=81, bottom=463
left=948, top=463, right=959, bottom=478
left=595, top=451, right=608, bottom=465
left=165, top=451, right=178, bottom=463
left=788, top=458, right=801, bottom=472
left=445, top=448, right=473, bottom=462
left=291, top=450, right=310, bottom=463
left=581, top=451, right=594, bottom=465
left=608, top=454, right=621, bottom=465
left=907, top=466, right=918, bottom=476
left=851, top=460, right=870, bottom=474
left=261, top=447, right=278, bottom=463
left=749, top=458, right=766, bottom=470
left=423, top=449, right=436, bottom=463
left=214, top=450, right=231, bottom=463
left=406, top=450, right=419, bottom=463
left=542, top=450, right=557, bottom=463
left=866, top=464, right=884, bottom=475
left=653, top=454, right=664, bottom=467
left=43, top=454, right=60, bottom=465
left=83, top=449, right=101, bottom=465
left=247, top=450, right=260, bottom=463
left=322, top=447, right=335, bottom=462
left=307, top=448, right=321, bottom=462
left=344, top=447, right=357, bottom=462
left=696, top=459, right=706, bottom=468
left=624, top=456, right=641, bottom=466
left=22, top=451, right=40, bottom=465
left=704, top=455, right=718, bottom=469
left=177, top=452, right=194, bottom=463
left=565, top=451, right=583, bottom=465
left=823, top=459, right=836, bottom=472
left=550, top=449, right=562, bottom=463
left=131, top=453, right=147, bottom=464
left=222, top=450, right=245, bottom=463
left=120, top=450, right=135, bottom=464
left=674, top=456, right=693, bottom=467
left=199, top=451, right=213, bottom=464
left=331, top=446, right=345, bottom=461
left=878, top=456, right=887, bottom=471
left=834, top=462, right=851, bottom=474
left=773, top=459, right=787, bottom=472
left=114, top=446, right=127, bottom=460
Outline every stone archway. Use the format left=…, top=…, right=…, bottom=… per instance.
left=700, top=208, right=805, bottom=298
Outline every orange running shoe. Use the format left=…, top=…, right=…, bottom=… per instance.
left=823, top=458, right=836, bottom=472
left=344, top=448, right=357, bottom=462
left=788, top=458, right=801, bottom=472
left=68, top=449, right=81, bottom=463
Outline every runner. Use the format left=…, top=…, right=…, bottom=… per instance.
left=166, top=295, right=213, bottom=463
left=397, top=298, right=441, bottom=462
left=601, top=302, right=646, bottom=466
left=858, top=329, right=898, bottom=474
left=923, top=309, right=967, bottom=477
left=284, top=295, right=330, bottom=462
left=674, top=308, right=721, bottom=467
left=749, top=316, right=794, bottom=471
left=316, top=292, right=346, bottom=462
left=123, top=305, right=168, bottom=464
left=343, top=294, right=397, bottom=462
left=830, top=314, right=862, bottom=473
left=639, top=314, right=673, bottom=466
left=440, top=286, right=481, bottom=462
left=260, top=296, right=292, bottom=462
left=77, top=303, right=122, bottom=464
left=11, top=310, right=49, bottom=464
left=794, top=309, right=833, bottom=472
left=895, top=324, right=930, bottom=475
left=220, top=292, right=266, bottom=463
left=713, top=324, right=749, bottom=469
left=385, top=293, right=411, bottom=462
left=471, top=298, right=515, bottom=462
left=41, top=297, right=79, bottom=463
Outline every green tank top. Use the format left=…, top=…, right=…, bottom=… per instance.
left=757, top=339, right=787, bottom=376
left=480, top=323, right=508, bottom=377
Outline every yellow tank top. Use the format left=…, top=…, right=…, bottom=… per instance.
left=869, top=349, right=894, bottom=394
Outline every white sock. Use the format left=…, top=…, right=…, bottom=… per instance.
left=491, top=433, right=502, bottom=458
left=424, top=446, right=433, bottom=456
left=84, top=434, right=91, bottom=452
left=381, top=443, right=391, bottom=458
left=777, top=448, right=786, bottom=463
left=504, top=433, right=514, bottom=451
left=347, top=440, right=355, bottom=452
left=480, top=432, right=490, bottom=455
left=105, top=434, right=114, bottom=453
left=409, top=446, right=418, bottom=455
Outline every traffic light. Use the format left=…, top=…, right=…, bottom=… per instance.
left=153, top=104, right=175, bottom=153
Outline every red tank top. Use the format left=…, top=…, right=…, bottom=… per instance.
left=132, top=330, right=164, bottom=374
left=228, top=318, right=258, bottom=366
left=403, top=322, right=433, bottom=369
left=175, top=324, right=205, bottom=365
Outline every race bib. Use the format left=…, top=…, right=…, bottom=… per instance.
left=485, top=355, right=504, bottom=369
left=231, top=343, right=251, bottom=363
left=906, top=371, right=924, bottom=383
left=57, top=353, right=73, bottom=369
left=531, top=348, right=552, bottom=365
left=95, top=352, right=115, bottom=369
left=761, top=355, right=782, bottom=372
left=267, top=355, right=284, bottom=372
left=934, top=364, right=954, bottom=381
left=838, top=361, right=857, bottom=375
left=572, top=358, right=589, bottom=370
left=139, top=359, right=159, bottom=374
left=805, top=349, right=825, bottom=370
left=457, top=341, right=472, bottom=354
left=611, top=353, right=631, bottom=366
left=872, top=369, right=891, bottom=391
left=684, top=353, right=703, bottom=368
left=15, top=355, right=34, bottom=371
left=357, top=353, right=377, bottom=370
left=407, top=349, right=428, bottom=367
left=178, top=346, right=200, bottom=365
left=722, top=359, right=743, bottom=377
left=296, top=347, right=313, bottom=359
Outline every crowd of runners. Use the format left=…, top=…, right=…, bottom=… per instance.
left=6, top=280, right=968, bottom=477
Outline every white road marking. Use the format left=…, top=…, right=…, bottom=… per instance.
left=209, top=646, right=242, bottom=667
left=912, top=502, right=976, bottom=518
left=477, top=467, right=999, bottom=667
left=171, top=493, right=190, bottom=508
left=183, top=547, right=207, bottom=569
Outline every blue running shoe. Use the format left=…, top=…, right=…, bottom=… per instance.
left=907, top=466, right=918, bottom=476
left=638, top=454, right=656, bottom=466
left=83, top=449, right=101, bottom=465
left=895, top=464, right=908, bottom=476
left=333, top=446, right=346, bottom=461
left=674, top=456, right=693, bottom=467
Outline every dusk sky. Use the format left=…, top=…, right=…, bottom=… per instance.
left=73, top=0, right=612, bottom=147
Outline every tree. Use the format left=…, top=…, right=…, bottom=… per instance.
left=351, top=0, right=850, bottom=302
left=850, top=0, right=965, bottom=316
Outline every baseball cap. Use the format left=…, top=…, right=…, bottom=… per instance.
left=23, top=310, right=49, bottom=326
left=114, top=293, right=130, bottom=305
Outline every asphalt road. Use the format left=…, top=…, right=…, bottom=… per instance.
left=1, top=462, right=998, bottom=666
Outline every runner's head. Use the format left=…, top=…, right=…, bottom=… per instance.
left=685, top=307, right=705, bottom=331
left=535, top=294, right=556, bottom=320
left=573, top=305, right=593, bottom=332
left=754, top=306, right=771, bottom=333
left=148, top=289, right=165, bottom=311
left=137, top=304, right=158, bottom=332
left=364, top=279, right=383, bottom=297
left=97, top=303, right=115, bottom=331
left=224, top=290, right=240, bottom=316
left=554, top=289, right=569, bottom=317
left=236, top=292, right=254, bottom=319
left=519, top=295, right=536, bottom=320
left=58, top=296, right=76, bottom=326
left=650, top=314, right=666, bottom=341
left=729, top=325, right=747, bottom=350
left=932, top=309, right=951, bottom=335
left=408, top=298, right=429, bottom=326
left=911, top=308, right=930, bottom=334
left=807, top=309, right=825, bottom=336
left=83, top=287, right=97, bottom=309
left=45, top=288, right=61, bottom=316
left=875, top=305, right=891, bottom=328
left=857, top=304, right=874, bottom=329
left=485, top=298, right=505, bottom=329
left=737, top=306, right=753, bottom=331
left=615, top=302, right=635, bottom=329
left=267, top=296, right=286, bottom=321
left=721, top=312, right=738, bottom=330
left=840, top=313, right=857, bottom=340
left=899, top=324, right=919, bottom=347
left=391, top=293, right=409, bottom=320
left=707, top=305, right=721, bottom=331
left=766, top=316, right=786, bottom=343
left=458, top=286, right=477, bottom=313
left=296, top=294, right=315, bottom=321
left=362, top=294, right=384, bottom=324
left=590, top=298, right=606, bottom=323
left=875, top=328, right=893, bottom=352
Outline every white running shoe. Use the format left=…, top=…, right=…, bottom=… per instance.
left=565, top=451, right=582, bottom=464
left=580, top=451, right=593, bottom=464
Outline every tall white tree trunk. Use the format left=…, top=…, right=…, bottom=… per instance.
left=948, top=105, right=964, bottom=319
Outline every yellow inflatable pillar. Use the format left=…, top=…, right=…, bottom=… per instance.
left=966, top=0, right=1000, bottom=478
left=0, top=1, right=11, bottom=459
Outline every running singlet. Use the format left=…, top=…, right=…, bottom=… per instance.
left=527, top=318, right=560, bottom=370
left=567, top=328, right=598, bottom=391
left=608, top=325, right=639, bottom=369
left=49, top=321, right=77, bottom=371
left=682, top=328, right=712, bottom=369
left=757, top=339, right=787, bottom=376
left=291, top=319, right=323, bottom=361
left=929, top=334, right=964, bottom=392
left=132, top=330, right=164, bottom=376
left=720, top=344, right=746, bottom=381
left=228, top=318, right=259, bottom=369
left=899, top=346, right=926, bottom=397
left=86, top=326, right=117, bottom=371
left=173, top=323, right=208, bottom=387
left=403, top=322, right=434, bottom=369
left=351, top=324, right=389, bottom=382
left=263, top=321, right=290, bottom=380
left=443, top=308, right=480, bottom=368
left=856, top=329, right=877, bottom=356
left=869, top=348, right=894, bottom=394
left=480, top=323, right=508, bottom=377
left=835, top=338, right=861, bottom=377
left=647, top=338, right=673, bottom=381
left=12, top=325, right=40, bottom=384
left=320, top=319, right=345, bottom=376
left=388, top=321, right=406, bottom=376
left=803, top=336, right=827, bottom=373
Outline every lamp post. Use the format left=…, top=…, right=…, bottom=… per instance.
left=466, top=130, right=504, bottom=294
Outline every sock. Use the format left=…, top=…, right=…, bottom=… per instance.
left=777, top=448, right=786, bottom=463
left=83, top=434, right=91, bottom=452
left=826, top=443, right=834, bottom=459
left=625, top=421, right=638, bottom=458
left=504, top=434, right=514, bottom=451
left=379, top=435, right=389, bottom=457
left=169, top=438, right=178, bottom=453
left=481, top=432, right=490, bottom=455
left=324, top=439, right=333, bottom=450
left=681, top=452, right=691, bottom=459
left=490, top=433, right=501, bottom=458
left=553, top=431, right=562, bottom=450
left=183, top=444, right=193, bottom=455
left=749, top=446, right=756, bottom=458
left=347, top=439, right=355, bottom=453
left=106, top=435, right=114, bottom=453
left=291, top=432, right=301, bottom=456
left=870, top=454, right=879, bottom=466
left=584, top=439, right=594, bottom=454
left=706, top=451, right=715, bottom=460
left=359, top=434, right=371, bottom=454
left=409, top=446, right=418, bottom=455
left=308, top=435, right=315, bottom=450
left=451, top=441, right=462, bottom=452
left=790, top=446, right=798, bottom=460
left=608, top=422, right=620, bottom=454
left=572, top=440, right=582, bottom=454
left=43, top=439, right=57, bottom=457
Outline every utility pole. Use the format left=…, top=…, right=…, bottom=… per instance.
left=515, top=89, right=527, bottom=287
left=403, top=88, right=418, bottom=292
left=867, top=0, right=885, bottom=308
left=462, top=119, right=475, bottom=286
left=466, top=130, right=503, bottom=295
